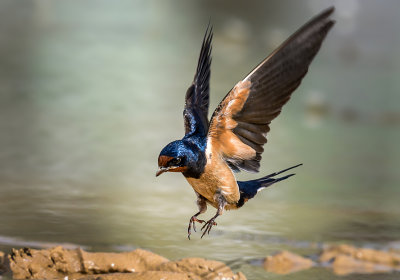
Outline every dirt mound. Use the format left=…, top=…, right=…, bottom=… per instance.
left=263, top=244, right=400, bottom=276
left=7, top=246, right=246, bottom=280
left=320, top=244, right=400, bottom=275
left=263, top=250, right=314, bottom=274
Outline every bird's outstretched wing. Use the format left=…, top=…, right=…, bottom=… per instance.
left=207, top=7, right=335, bottom=172
left=184, top=26, right=213, bottom=137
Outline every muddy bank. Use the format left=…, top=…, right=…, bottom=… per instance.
left=320, top=244, right=400, bottom=275
left=6, top=246, right=246, bottom=280
left=263, top=250, right=314, bottom=274
left=263, top=244, right=400, bottom=276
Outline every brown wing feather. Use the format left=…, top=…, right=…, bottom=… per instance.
left=207, top=7, right=335, bottom=172
left=208, top=81, right=256, bottom=162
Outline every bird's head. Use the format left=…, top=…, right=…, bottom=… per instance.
left=156, top=140, right=189, bottom=177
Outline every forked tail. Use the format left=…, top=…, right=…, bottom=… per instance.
left=236, top=164, right=302, bottom=208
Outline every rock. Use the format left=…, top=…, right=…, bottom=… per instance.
left=8, top=246, right=246, bottom=280
left=79, top=271, right=198, bottom=280
left=80, top=248, right=169, bottom=274
left=9, top=246, right=82, bottom=279
left=81, top=270, right=247, bottom=280
left=263, top=250, right=314, bottom=274
left=157, top=258, right=246, bottom=280
left=331, top=255, right=394, bottom=276
left=320, top=244, right=400, bottom=266
left=320, top=244, right=400, bottom=275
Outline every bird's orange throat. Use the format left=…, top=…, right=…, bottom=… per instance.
left=168, top=166, right=188, bottom=173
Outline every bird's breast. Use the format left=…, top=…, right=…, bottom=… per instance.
left=185, top=154, right=239, bottom=208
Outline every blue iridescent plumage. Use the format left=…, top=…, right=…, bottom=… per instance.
left=159, top=136, right=207, bottom=178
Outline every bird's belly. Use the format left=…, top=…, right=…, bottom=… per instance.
left=185, top=161, right=239, bottom=207
left=185, top=176, right=219, bottom=206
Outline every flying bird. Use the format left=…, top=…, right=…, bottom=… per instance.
left=156, top=7, right=335, bottom=239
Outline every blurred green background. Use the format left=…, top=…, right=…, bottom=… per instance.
left=0, top=0, right=399, bottom=279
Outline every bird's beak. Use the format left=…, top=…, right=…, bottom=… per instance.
left=156, top=167, right=169, bottom=177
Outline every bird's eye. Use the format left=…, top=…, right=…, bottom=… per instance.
left=168, top=157, right=181, bottom=167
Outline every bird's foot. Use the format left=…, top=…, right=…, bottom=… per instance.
left=188, top=216, right=206, bottom=240
left=200, top=218, right=217, bottom=238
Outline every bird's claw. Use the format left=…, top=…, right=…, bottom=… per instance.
left=188, top=216, right=206, bottom=240
left=200, top=218, right=217, bottom=238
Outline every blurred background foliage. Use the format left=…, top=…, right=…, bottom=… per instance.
left=0, top=1, right=399, bottom=279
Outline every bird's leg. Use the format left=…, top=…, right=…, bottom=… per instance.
left=188, top=211, right=205, bottom=236
left=201, top=191, right=226, bottom=238
left=188, top=193, right=207, bottom=240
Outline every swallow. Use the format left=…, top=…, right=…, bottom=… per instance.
left=157, top=7, right=334, bottom=239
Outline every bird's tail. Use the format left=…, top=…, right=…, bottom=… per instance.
left=236, top=164, right=302, bottom=208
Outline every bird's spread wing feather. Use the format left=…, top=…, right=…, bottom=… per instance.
left=207, top=7, right=335, bottom=172
left=184, top=26, right=213, bottom=137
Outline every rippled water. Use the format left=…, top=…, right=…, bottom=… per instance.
left=1, top=1, right=400, bottom=279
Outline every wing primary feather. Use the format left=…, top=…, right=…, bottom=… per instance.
left=244, top=6, right=335, bottom=81
left=184, top=25, right=213, bottom=136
